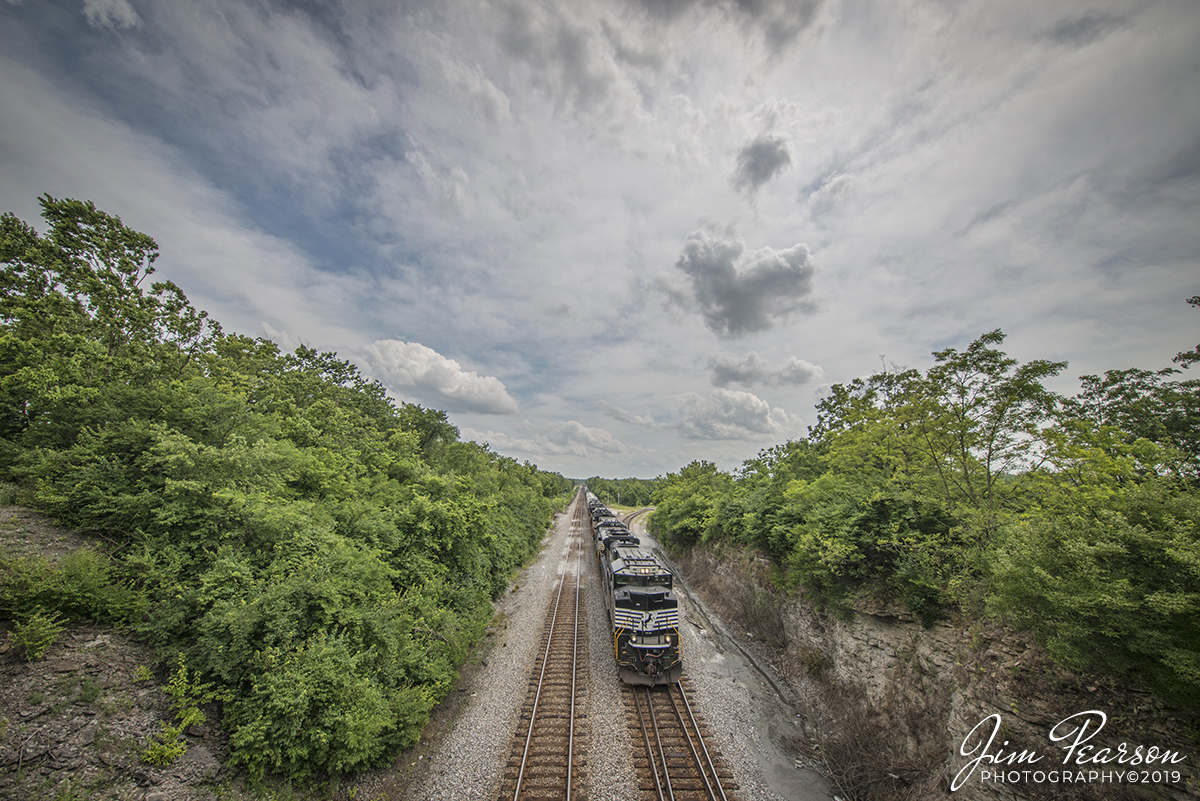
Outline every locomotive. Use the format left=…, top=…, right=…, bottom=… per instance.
left=585, top=491, right=682, bottom=685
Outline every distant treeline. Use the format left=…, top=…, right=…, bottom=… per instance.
left=650, top=321, right=1200, bottom=710
left=0, top=196, right=576, bottom=782
left=580, top=475, right=661, bottom=508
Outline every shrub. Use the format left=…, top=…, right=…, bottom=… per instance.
left=989, top=479, right=1200, bottom=708
left=9, top=608, right=65, bottom=660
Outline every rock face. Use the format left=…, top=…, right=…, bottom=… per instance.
left=0, top=625, right=232, bottom=801
left=0, top=507, right=242, bottom=801
left=671, top=547, right=1199, bottom=801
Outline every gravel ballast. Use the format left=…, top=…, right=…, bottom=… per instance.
left=359, top=496, right=830, bottom=800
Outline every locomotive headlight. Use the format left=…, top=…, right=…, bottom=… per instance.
left=665, top=635, right=672, bottom=644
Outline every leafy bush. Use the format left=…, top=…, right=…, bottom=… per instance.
left=1, top=196, right=570, bottom=781
left=9, top=608, right=65, bottom=660
left=989, top=478, right=1200, bottom=706
left=142, top=654, right=217, bottom=766
left=0, top=548, right=142, bottom=623
left=650, top=326, right=1200, bottom=706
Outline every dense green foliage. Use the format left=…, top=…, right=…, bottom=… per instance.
left=581, top=475, right=661, bottom=508
left=0, top=196, right=573, bottom=781
left=650, top=325, right=1200, bottom=708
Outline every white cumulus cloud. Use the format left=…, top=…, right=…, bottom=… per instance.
left=598, top=400, right=657, bottom=427
left=673, top=388, right=798, bottom=440
left=709, top=352, right=824, bottom=387
left=358, top=339, right=518, bottom=415
left=463, top=419, right=625, bottom=459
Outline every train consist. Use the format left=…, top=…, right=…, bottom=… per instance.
left=585, top=491, right=682, bottom=686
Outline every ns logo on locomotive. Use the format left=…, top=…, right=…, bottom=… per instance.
left=586, top=491, right=683, bottom=686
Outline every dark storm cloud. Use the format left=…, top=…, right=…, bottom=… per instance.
left=709, top=351, right=823, bottom=387
left=671, top=231, right=816, bottom=338
left=733, top=134, right=791, bottom=192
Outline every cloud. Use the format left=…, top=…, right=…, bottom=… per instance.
left=1046, top=14, right=1128, bottom=47
left=440, top=56, right=512, bottom=125
left=733, top=134, right=792, bottom=192
left=496, top=0, right=622, bottom=112
left=463, top=419, right=625, bottom=458
left=82, top=0, right=140, bottom=29
left=667, top=230, right=817, bottom=338
left=673, top=388, right=797, bottom=440
left=709, top=352, right=824, bottom=387
left=357, top=340, right=518, bottom=415
left=541, top=419, right=625, bottom=453
left=404, top=144, right=474, bottom=219
left=806, top=172, right=854, bottom=216
left=632, top=0, right=823, bottom=51
left=599, top=400, right=657, bottom=426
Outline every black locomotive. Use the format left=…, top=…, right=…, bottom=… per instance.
left=585, top=491, right=682, bottom=685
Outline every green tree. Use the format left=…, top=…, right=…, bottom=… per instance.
left=1071, top=367, right=1200, bottom=471
left=990, top=468, right=1200, bottom=708
left=650, top=460, right=732, bottom=545
left=0, top=195, right=570, bottom=784
left=1173, top=295, right=1200, bottom=370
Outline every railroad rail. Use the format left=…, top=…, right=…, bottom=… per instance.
left=625, top=678, right=738, bottom=801
left=498, top=494, right=590, bottom=800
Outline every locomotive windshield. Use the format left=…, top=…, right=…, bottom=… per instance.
left=609, top=548, right=673, bottom=589
left=618, top=588, right=673, bottom=610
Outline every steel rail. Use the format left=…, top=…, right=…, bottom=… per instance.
left=633, top=686, right=671, bottom=801
left=511, top=494, right=583, bottom=800
left=677, top=683, right=728, bottom=801
left=668, top=683, right=728, bottom=801
left=566, top=496, right=581, bottom=801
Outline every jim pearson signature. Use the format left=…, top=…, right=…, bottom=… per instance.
left=952, top=710, right=1188, bottom=791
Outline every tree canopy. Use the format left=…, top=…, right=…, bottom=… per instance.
left=0, top=196, right=575, bottom=782
left=650, top=327, right=1200, bottom=706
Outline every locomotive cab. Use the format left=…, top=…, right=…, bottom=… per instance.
left=608, top=547, right=681, bottom=685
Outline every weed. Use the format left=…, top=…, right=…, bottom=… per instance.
left=9, top=609, right=65, bottom=660
left=141, top=721, right=189, bottom=766
left=79, top=676, right=101, bottom=704
left=141, top=653, right=216, bottom=766
left=50, top=777, right=84, bottom=801
left=968, top=623, right=985, bottom=651
left=798, top=646, right=829, bottom=678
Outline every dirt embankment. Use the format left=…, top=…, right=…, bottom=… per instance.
left=0, top=507, right=243, bottom=801
left=670, top=545, right=1200, bottom=801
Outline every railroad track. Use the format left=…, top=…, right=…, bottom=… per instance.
left=498, top=494, right=590, bottom=801
left=625, top=678, right=738, bottom=801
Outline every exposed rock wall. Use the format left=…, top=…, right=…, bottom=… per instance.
left=671, top=547, right=1199, bottom=801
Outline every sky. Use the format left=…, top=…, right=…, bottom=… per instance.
left=1, top=0, right=1198, bottom=479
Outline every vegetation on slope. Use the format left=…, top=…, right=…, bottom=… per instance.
left=650, top=324, right=1200, bottom=709
left=0, top=195, right=575, bottom=783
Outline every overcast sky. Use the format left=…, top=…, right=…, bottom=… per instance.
left=2, top=0, right=1197, bottom=478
